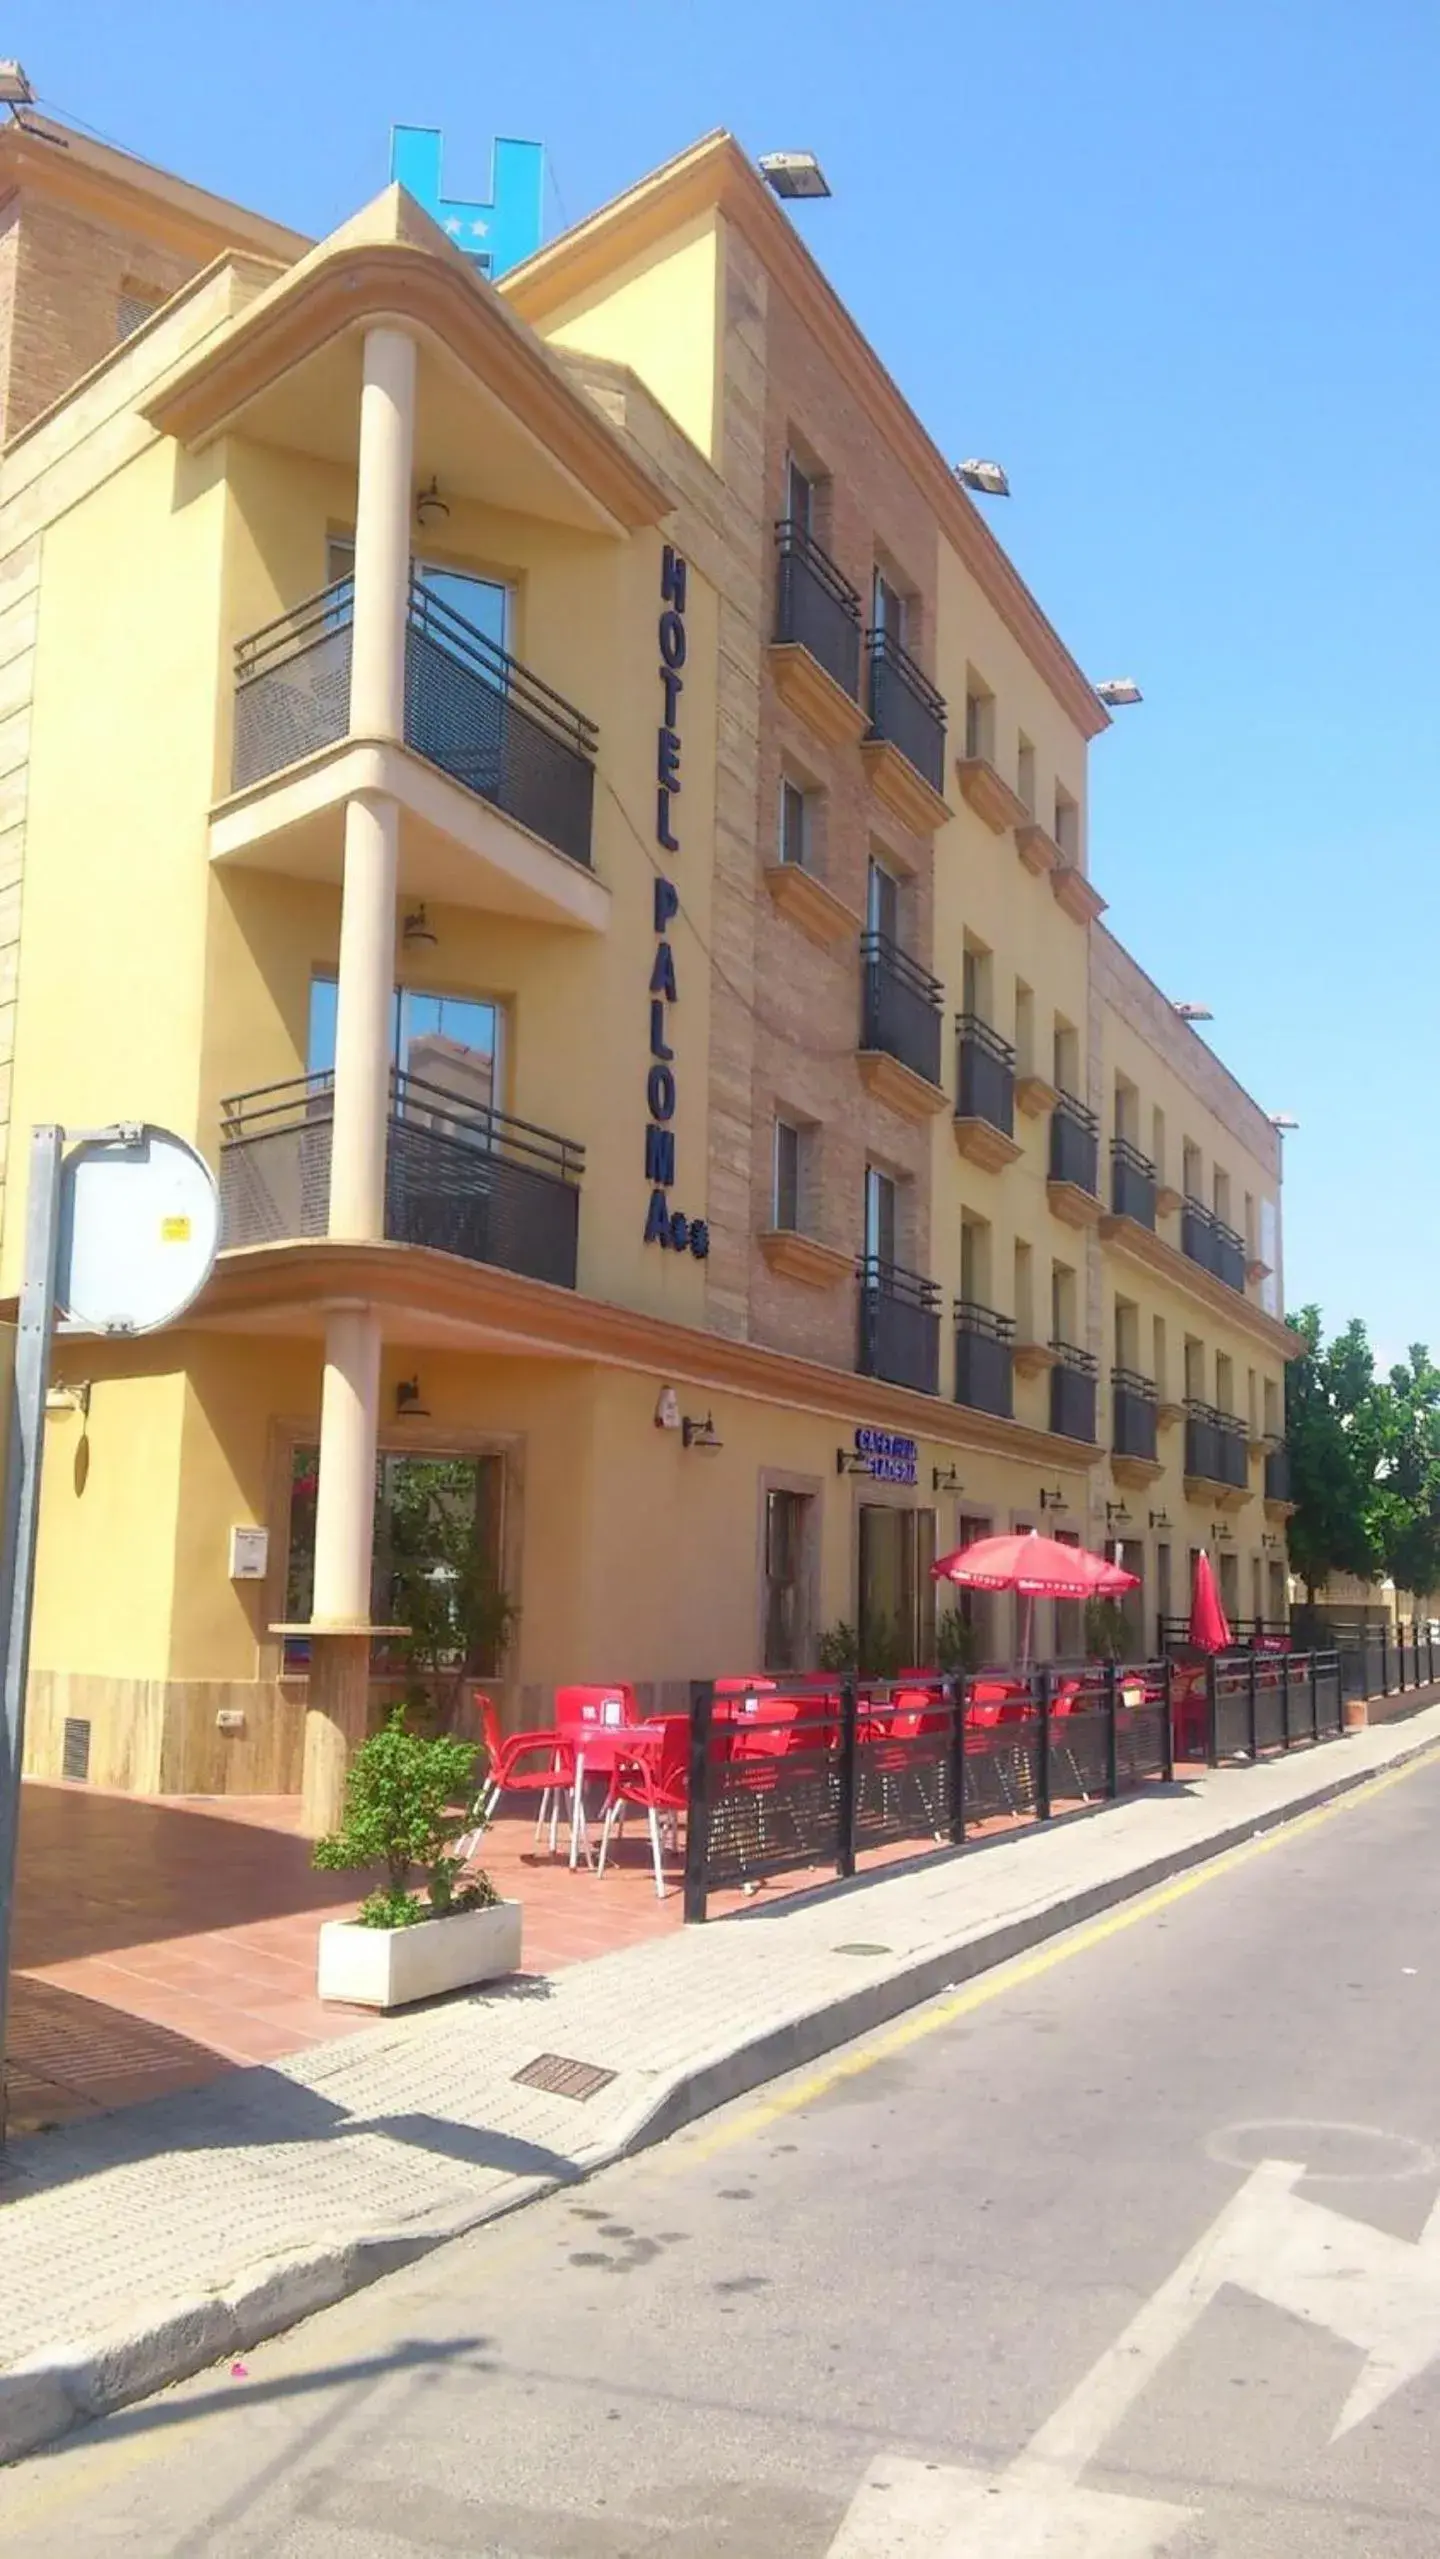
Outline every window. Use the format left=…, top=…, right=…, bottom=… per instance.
left=1153, top=1315, right=1169, bottom=1400
left=1215, top=1351, right=1234, bottom=1415
left=1184, top=1336, right=1205, bottom=1400
left=960, top=1211, right=990, bottom=1305
left=1157, top=1543, right=1172, bottom=1635
left=1114, top=1074, right=1139, bottom=1145
left=1014, top=980, right=1035, bottom=1075
left=1114, top=1296, right=1140, bottom=1370
left=1219, top=1549, right=1240, bottom=1618
left=286, top=1447, right=504, bottom=1678
left=1268, top=1558, right=1287, bottom=1627
left=1264, top=1376, right=1281, bottom=1438
left=962, top=939, right=992, bottom=1022
left=1152, top=1106, right=1167, bottom=1186
left=1014, top=1240, right=1035, bottom=1342
left=786, top=453, right=815, bottom=538
left=872, top=567, right=906, bottom=646
left=328, top=540, right=510, bottom=652
left=1054, top=785, right=1079, bottom=862
left=1053, top=1527, right=1084, bottom=1660
left=857, top=1504, right=936, bottom=1670
left=1213, top=1166, right=1232, bottom=1227
left=780, top=776, right=812, bottom=869
left=1053, top=1017, right=1080, bottom=1097
left=867, top=855, right=901, bottom=945
left=1182, top=1141, right=1204, bottom=1203
left=1244, top=1193, right=1257, bottom=1261
left=773, top=1118, right=803, bottom=1231
left=116, top=283, right=162, bottom=342
left=1016, top=734, right=1036, bottom=814
left=1051, top=1261, right=1077, bottom=1346
left=308, top=975, right=502, bottom=1114
left=864, top=1165, right=897, bottom=1267
left=952, top=1514, right=995, bottom=1658
left=964, top=676, right=995, bottom=763
left=764, top=1489, right=813, bottom=1671
left=1247, top=1368, right=1259, bottom=1435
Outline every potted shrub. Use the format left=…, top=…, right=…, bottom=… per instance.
left=313, top=1706, right=521, bottom=2009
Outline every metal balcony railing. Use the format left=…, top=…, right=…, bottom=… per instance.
left=1049, top=1341, right=1098, bottom=1442
left=232, top=575, right=598, bottom=869
left=865, top=628, right=946, bottom=794
left=955, top=1299, right=1015, bottom=1419
left=1112, top=1367, right=1159, bottom=1462
left=1184, top=1399, right=1249, bottom=1488
left=1180, top=1196, right=1247, bottom=1294
left=858, top=1258, right=941, bottom=1396
left=956, top=1013, right=1016, bottom=1139
left=773, top=520, right=862, bottom=701
left=1265, top=1443, right=1291, bottom=1502
left=860, top=933, right=943, bottom=1088
left=1110, top=1135, right=1157, bottom=1228
left=1049, top=1092, right=1099, bottom=1194
left=219, top=1067, right=584, bottom=1289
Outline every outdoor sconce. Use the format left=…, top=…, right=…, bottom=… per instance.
left=654, top=1385, right=681, bottom=1431
left=1210, top=1520, right=1234, bottom=1544
left=836, top=1447, right=872, bottom=1477
left=44, top=1381, right=91, bottom=1419
left=415, top=476, right=449, bottom=527
left=1105, top=1500, right=1132, bottom=1530
left=402, top=905, right=437, bottom=948
left=932, top=1462, right=963, bottom=1494
left=395, top=1377, right=430, bottom=1419
left=682, top=1412, right=722, bottom=1451
left=1149, top=1508, right=1172, bottom=1530
left=1038, top=1484, right=1067, bottom=1511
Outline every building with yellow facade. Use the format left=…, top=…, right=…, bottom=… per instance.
left=0, top=116, right=1300, bottom=1819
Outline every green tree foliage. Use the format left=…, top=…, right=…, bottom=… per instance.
left=382, top=1457, right=518, bottom=1730
left=1286, top=1308, right=1440, bottom=1602
left=313, top=1705, right=496, bottom=1929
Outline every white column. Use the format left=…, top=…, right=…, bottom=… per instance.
left=310, top=1303, right=382, bottom=1628
left=348, top=324, right=416, bottom=742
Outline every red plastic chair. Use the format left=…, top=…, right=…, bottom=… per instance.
left=554, top=1685, right=649, bottom=1866
left=467, top=1692, right=576, bottom=1858
left=596, top=1718, right=691, bottom=1897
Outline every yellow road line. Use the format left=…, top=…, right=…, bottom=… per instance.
left=4, top=1736, right=1437, bottom=2531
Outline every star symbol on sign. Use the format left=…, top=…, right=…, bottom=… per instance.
left=470, top=218, right=488, bottom=236
left=443, top=216, right=463, bottom=235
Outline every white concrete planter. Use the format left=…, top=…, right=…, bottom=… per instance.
left=317, top=1898, right=522, bottom=2010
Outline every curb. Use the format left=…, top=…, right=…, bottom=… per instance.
left=5, top=1722, right=1439, bottom=2466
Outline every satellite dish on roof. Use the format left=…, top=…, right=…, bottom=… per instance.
left=56, top=1124, right=220, bottom=1335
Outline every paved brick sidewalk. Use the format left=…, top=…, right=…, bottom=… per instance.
left=3, top=1698, right=1439, bottom=2464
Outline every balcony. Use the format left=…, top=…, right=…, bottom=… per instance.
left=219, top=1067, right=584, bottom=1291
left=1049, top=1342, right=1098, bottom=1442
left=955, top=1299, right=1015, bottom=1420
left=858, top=1259, right=941, bottom=1397
left=1265, top=1442, right=1291, bottom=1504
left=1184, top=1400, right=1250, bottom=1496
left=771, top=522, right=865, bottom=744
left=1048, top=1092, right=1100, bottom=1226
left=1110, top=1136, right=1157, bottom=1229
left=954, top=1014, right=1020, bottom=1171
left=1180, top=1197, right=1246, bottom=1295
left=225, top=576, right=604, bottom=912
left=1112, top=1368, right=1160, bottom=1474
left=858, top=933, right=944, bottom=1115
left=862, top=630, right=948, bottom=831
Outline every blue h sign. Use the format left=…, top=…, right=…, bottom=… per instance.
left=389, top=126, right=544, bottom=279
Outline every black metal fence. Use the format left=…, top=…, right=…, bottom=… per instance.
left=1201, top=1651, right=1344, bottom=1761
left=1049, top=1093, right=1099, bottom=1195
left=773, top=520, right=862, bottom=700
left=682, top=1667, right=1174, bottom=1920
left=857, top=1259, right=941, bottom=1396
left=860, top=932, right=943, bottom=1088
left=866, top=629, right=947, bottom=792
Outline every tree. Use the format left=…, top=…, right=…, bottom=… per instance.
left=381, top=1457, right=518, bottom=1730
left=1367, top=1346, right=1440, bottom=1601
left=1284, top=1307, right=1381, bottom=1600
left=312, top=1705, right=495, bottom=1929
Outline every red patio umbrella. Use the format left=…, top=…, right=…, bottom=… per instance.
left=1188, top=1548, right=1233, bottom=1653
left=932, top=1529, right=1139, bottom=1665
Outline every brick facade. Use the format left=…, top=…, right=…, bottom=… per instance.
left=0, top=193, right=201, bottom=444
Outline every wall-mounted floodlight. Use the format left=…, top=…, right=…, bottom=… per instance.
left=954, top=459, right=1010, bottom=498
left=1095, top=677, right=1143, bottom=707
left=758, top=151, right=831, bottom=200
left=1269, top=1113, right=1300, bottom=1132
left=1171, top=1002, right=1213, bottom=1023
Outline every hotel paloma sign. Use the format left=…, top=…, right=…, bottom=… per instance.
left=642, top=544, right=709, bottom=1260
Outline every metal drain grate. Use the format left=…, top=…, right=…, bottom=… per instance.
left=512, top=2052, right=617, bottom=2103
left=833, top=1942, right=893, bottom=1957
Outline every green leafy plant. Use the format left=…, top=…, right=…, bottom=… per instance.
left=816, top=1619, right=860, bottom=1672
left=935, top=1608, right=983, bottom=1674
left=313, top=1705, right=498, bottom=1929
left=381, top=1457, right=519, bottom=1731
left=1083, top=1597, right=1130, bottom=1662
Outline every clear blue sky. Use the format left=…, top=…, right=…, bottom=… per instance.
left=14, top=0, right=1439, bottom=1357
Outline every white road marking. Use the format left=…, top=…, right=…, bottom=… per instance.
left=827, top=2151, right=1440, bottom=2552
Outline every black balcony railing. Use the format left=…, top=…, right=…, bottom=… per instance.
left=955, top=1299, right=1015, bottom=1419
left=1049, top=1092, right=1099, bottom=1194
left=774, top=520, right=862, bottom=701
left=1184, top=1399, right=1249, bottom=1488
left=1180, top=1196, right=1246, bottom=1295
left=865, top=628, right=946, bottom=794
left=858, top=1259, right=941, bottom=1396
left=219, top=1067, right=584, bottom=1290
left=1113, top=1368, right=1159, bottom=1462
left=1050, top=1341, right=1098, bottom=1442
left=956, top=1013, right=1016, bottom=1140
left=232, top=575, right=598, bottom=870
left=1111, top=1136, right=1157, bottom=1228
left=860, top=933, right=943, bottom=1088
left=1265, top=1443, right=1291, bottom=1502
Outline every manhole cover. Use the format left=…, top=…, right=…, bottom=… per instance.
left=512, top=2053, right=617, bottom=2102
left=834, top=1942, right=892, bottom=1957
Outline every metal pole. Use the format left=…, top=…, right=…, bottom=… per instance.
left=1381, top=1623, right=1390, bottom=1696
left=682, top=1679, right=714, bottom=1924
left=1204, top=1655, right=1219, bottom=1768
left=1310, top=1648, right=1320, bottom=1742
left=1246, top=1649, right=1258, bottom=1758
left=0, top=1127, right=64, bottom=2136
left=946, top=1672, right=967, bottom=1848
left=1281, top=1651, right=1292, bottom=1748
left=1036, top=1668, right=1053, bottom=1822
left=1104, top=1658, right=1119, bottom=1799
left=836, top=1676, right=859, bottom=1879
left=1162, top=1658, right=1175, bottom=1783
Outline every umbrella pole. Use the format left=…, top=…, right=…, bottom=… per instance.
left=1020, top=1591, right=1034, bottom=1669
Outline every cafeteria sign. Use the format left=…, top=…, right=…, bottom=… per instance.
left=854, top=1427, right=917, bottom=1485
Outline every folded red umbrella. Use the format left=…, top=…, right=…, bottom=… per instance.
left=932, top=1528, right=1138, bottom=1598
left=1188, top=1547, right=1233, bottom=1653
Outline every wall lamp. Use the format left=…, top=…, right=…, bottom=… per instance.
left=836, top=1446, right=872, bottom=1478
left=395, top=1377, right=431, bottom=1419
left=45, top=1380, right=92, bottom=1418
left=1095, top=677, right=1143, bottom=708
left=954, top=458, right=1010, bottom=498
left=682, top=1412, right=722, bottom=1451
left=415, top=476, right=449, bottom=527
left=1210, top=1520, right=1235, bottom=1544
left=1038, top=1484, right=1067, bottom=1512
left=402, top=904, right=437, bottom=948
left=758, top=150, right=831, bottom=199
left=1269, top=1113, right=1300, bottom=1132
left=932, top=1462, right=964, bottom=1494
left=1105, top=1500, right=1133, bottom=1529
left=1149, top=1508, right=1172, bottom=1531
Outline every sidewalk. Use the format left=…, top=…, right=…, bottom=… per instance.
left=3, top=1697, right=1439, bottom=2464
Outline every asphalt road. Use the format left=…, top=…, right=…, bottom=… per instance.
left=6, top=1747, right=1440, bottom=2556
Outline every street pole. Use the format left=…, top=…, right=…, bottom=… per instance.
left=0, top=1127, right=64, bottom=2138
